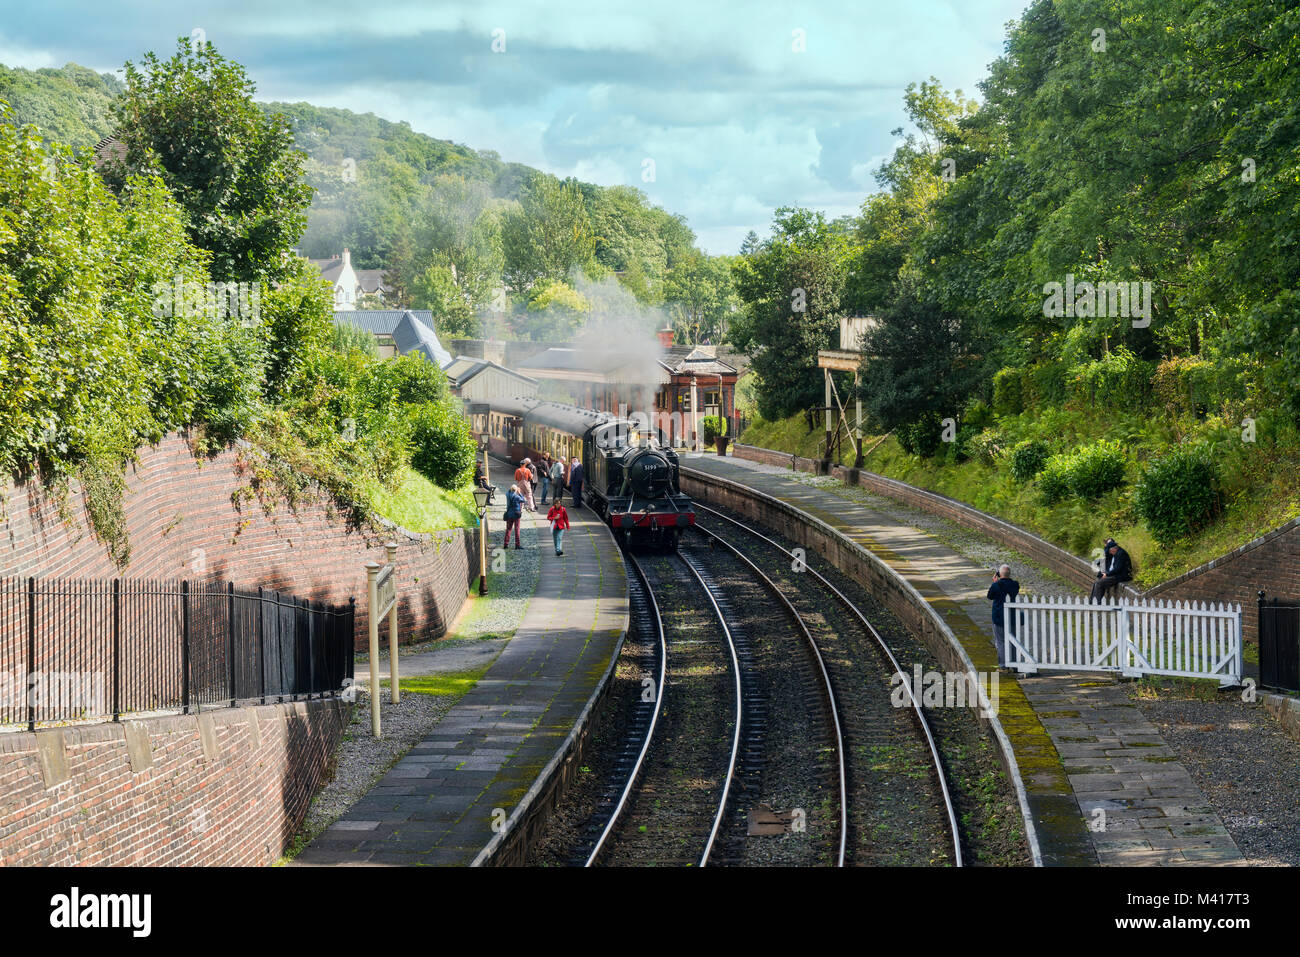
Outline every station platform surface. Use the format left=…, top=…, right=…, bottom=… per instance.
left=296, top=497, right=627, bottom=866
left=682, top=453, right=1243, bottom=866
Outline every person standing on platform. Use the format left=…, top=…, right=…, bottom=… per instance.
left=538, top=453, right=552, bottom=505
left=503, top=484, right=525, bottom=549
left=547, top=500, right=570, bottom=556
left=569, top=456, right=585, bottom=508
left=515, top=459, right=536, bottom=512
left=550, top=456, right=565, bottom=504
left=987, top=564, right=1020, bottom=671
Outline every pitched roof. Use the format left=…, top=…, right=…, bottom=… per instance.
left=334, top=310, right=435, bottom=336
left=354, top=269, right=387, bottom=293
left=516, top=347, right=669, bottom=384
left=391, top=311, right=453, bottom=367
left=659, top=346, right=738, bottom=377
left=446, top=357, right=538, bottom=389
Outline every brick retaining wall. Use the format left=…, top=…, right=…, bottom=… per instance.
left=0, top=698, right=348, bottom=865
left=1, top=433, right=480, bottom=651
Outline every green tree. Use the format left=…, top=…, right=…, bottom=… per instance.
left=664, top=250, right=738, bottom=344
left=855, top=285, right=992, bottom=441
left=500, top=175, right=598, bottom=292
left=729, top=208, right=851, bottom=420
left=104, top=38, right=311, bottom=282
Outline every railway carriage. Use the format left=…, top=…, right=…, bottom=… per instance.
left=469, top=396, right=696, bottom=548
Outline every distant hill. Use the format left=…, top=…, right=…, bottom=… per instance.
left=0, top=62, right=121, bottom=150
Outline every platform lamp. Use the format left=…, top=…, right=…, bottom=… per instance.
left=473, top=484, right=491, bottom=595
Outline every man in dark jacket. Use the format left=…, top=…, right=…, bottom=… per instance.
left=1089, top=538, right=1132, bottom=601
left=987, top=564, right=1020, bottom=669
left=568, top=457, right=585, bottom=508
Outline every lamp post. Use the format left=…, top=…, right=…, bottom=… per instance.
left=473, top=483, right=491, bottom=596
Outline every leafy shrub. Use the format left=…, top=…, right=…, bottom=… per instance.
left=1021, top=361, right=1070, bottom=407
left=1067, top=348, right=1155, bottom=411
left=410, top=400, right=477, bottom=489
left=1135, top=449, right=1221, bottom=542
left=1152, top=356, right=1254, bottom=420
left=701, top=415, right=726, bottom=443
left=896, top=413, right=943, bottom=457
left=1038, top=440, right=1127, bottom=502
left=963, top=398, right=995, bottom=431
left=1010, top=439, right=1052, bottom=481
left=1037, top=456, right=1074, bottom=503
left=365, top=353, right=449, bottom=407
left=960, top=427, right=1003, bottom=467
left=1063, top=440, right=1128, bottom=498
left=992, top=368, right=1023, bottom=416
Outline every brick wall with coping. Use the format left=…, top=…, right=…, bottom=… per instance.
left=732, top=443, right=1298, bottom=644
left=1, top=432, right=480, bottom=651
left=0, top=698, right=347, bottom=865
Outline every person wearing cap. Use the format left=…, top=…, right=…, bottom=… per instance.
left=1089, top=538, right=1133, bottom=601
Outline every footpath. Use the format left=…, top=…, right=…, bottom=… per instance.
left=295, top=491, right=627, bottom=866
left=684, top=453, right=1243, bottom=866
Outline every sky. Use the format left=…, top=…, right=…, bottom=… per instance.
left=0, top=0, right=1032, bottom=255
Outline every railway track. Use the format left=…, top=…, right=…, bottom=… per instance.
left=586, top=536, right=849, bottom=866
left=691, top=501, right=964, bottom=866
left=539, top=501, right=965, bottom=867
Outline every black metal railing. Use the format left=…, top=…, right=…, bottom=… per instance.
left=1259, top=591, right=1300, bottom=693
left=1, top=576, right=355, bottom=730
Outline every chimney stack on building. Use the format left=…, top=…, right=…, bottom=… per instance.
left=656, top=326, right=675, bottom=348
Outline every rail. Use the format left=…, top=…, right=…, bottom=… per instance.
left=692, top=500, right=964, bottom=866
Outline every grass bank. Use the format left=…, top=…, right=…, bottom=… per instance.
left=740, top=409, right=1300, bottom=588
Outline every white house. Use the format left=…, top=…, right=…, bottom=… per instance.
left=309, top=249, right=388, bottom=310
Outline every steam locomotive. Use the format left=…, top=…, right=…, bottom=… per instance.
left=469, top=396, right=696, bottom=548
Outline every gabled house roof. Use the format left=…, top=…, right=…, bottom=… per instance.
left=391, top=311, right=453, bottom=367
left=333, top=310, right=436, bottom=337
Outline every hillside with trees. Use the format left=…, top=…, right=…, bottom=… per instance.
left=0, top=58, right=737, bottom=345
left=1, top=40, right=479, bottom=560
left=734, top=0, right=1300, bottom=584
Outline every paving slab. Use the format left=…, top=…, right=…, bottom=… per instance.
left=295, top=502, right=627, bottom=866
left=681, top=453, right=1243, bottom=867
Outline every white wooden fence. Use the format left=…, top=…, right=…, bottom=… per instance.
left=1003, top=595, right=1242, bottom=686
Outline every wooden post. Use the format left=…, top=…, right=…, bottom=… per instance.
left=365, top=561, right=382, bottom=738
left=386, top=542, right=400, bottom=704
left=854, top=368, right=864, bottom=468
left=824, top=368, right=833, bottom=466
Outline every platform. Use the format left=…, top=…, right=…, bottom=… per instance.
left=295, top=499, right=628, bottom=866
left=682, top=453, right=1243, bottom=866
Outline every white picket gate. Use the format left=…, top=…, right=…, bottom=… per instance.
left=1003, top=595, right=1242, bottom=686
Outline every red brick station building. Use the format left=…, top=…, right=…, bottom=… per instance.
left=514, top=329, right=739, bottom=448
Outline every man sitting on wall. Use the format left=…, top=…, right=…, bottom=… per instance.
left=1089, top=538, right=1133, bottom=601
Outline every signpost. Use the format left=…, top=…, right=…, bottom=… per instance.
left=365, top=542, right=401, bottom=738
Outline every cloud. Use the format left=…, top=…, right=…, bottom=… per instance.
left=3, top=0, right=1031, bottom=253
